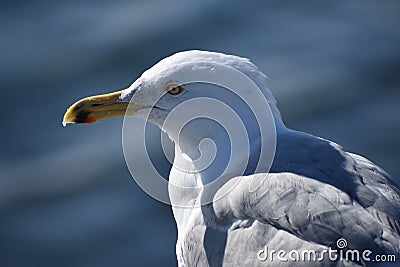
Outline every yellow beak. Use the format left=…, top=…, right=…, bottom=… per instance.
left=63, top=90, right=129, bottom=126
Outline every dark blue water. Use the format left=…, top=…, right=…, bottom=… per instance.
left=1, top=1, right=399, bottom=266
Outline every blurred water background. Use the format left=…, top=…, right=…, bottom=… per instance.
left=0, top=0, right=399, bottom=266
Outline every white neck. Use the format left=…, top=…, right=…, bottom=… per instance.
left=165, top=102, right=287, bottom=232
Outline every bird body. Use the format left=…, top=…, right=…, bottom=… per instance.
left=63, top=50, right=400, bottom=266
left=175, top=129, right=400, bottom=266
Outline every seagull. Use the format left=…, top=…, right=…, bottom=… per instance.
left=63, top=50, right=400, bottom=266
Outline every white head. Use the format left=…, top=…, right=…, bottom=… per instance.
left=64, top=51, right=281, bottom=123
left=63, top=50, right=283, bottom=189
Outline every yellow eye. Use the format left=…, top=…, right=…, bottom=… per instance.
left=167, top=84, right=183, bottom=95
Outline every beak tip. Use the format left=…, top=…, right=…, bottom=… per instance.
left=62, top=117, right=75, bottom=127
left=62, top=109, right=77, bottom=127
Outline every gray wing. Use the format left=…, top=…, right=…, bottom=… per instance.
left=347, top=152, right=400, bottom=231
left=214, top=173, right=399, bottom=262
left=182, top=141, right=400, bottom=266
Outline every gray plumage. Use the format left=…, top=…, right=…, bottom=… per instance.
left=180, top=130, right=400, bottom=266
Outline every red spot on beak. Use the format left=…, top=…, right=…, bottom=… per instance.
left=85, top=116, right=96, bottom=124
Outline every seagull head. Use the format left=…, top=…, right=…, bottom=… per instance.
left=63, top=50, right=282, bottom=131
left=63, top=50, right=283, bottom=194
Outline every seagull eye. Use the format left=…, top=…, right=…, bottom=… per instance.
left=167, top=84, right=183, bottom=95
